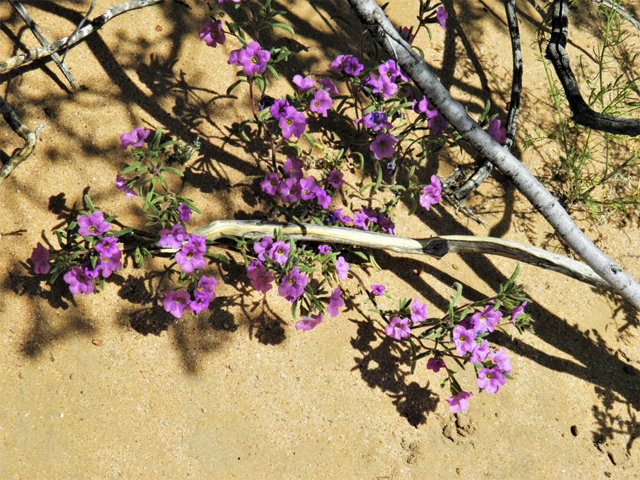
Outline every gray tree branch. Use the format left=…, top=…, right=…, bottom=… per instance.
left=346, top=0, right=640, bottom=311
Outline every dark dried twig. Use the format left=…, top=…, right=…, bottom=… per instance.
left=451, top=0, right=523, bottom=203
left=347, top=0, right=640, bottom=310
left=8, top=0, right=77, bottom=89
left=0, top=97, right=46, bottom=184
left=60, top=0, right=95, bottom=64
left=0, top=0, right=164, bottom=75
left=546, top=0, right=640, bottom=136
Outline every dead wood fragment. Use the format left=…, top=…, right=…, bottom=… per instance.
left=8, top=0, right=77, bottom=89
left=0, top=97, right=46, bottom=184
left=0, top=0, right=164, bottom=75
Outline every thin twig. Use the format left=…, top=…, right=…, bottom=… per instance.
left=188, top=219, right=612, bottom=291
left=8, top=0, right=77, bottom=89
left=61, top=0, right=96, bottom=64
left=546, top=0, right=640, bottom=136
left=0, top=97, right=46, bottom=184
left=0, top=0, right=164, bottom=75
left=451, top=0, right=523, bottom=203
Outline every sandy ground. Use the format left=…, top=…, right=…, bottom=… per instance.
left=1, top=0, right=640, bottom=478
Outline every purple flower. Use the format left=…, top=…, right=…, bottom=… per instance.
left=178, top=203, right=192, bottom=222
left=329, top=54, right=351, bottom=73
left=31, top=243, right=50, bottom=274
left=296, top=312, right=324, bottom=331
left=360, top=207, right=379, bottom=224
left=371, top=284, right=385, bottom=296
left=299, top=176, right=318, bottom=201
left=237, top=41, right=271, bottom=76
left=428, top=112, right=449, bottom=135
left=268, top=240, right=290, bottom=265
left=316, top=78, right=339, bottom=95
left=270, top=99, right=290, bottom=120
left=370, top=75, right=398, bottom=99
left=293, top=74, right=315, bottom=91
left=477, top=367, right=507, bottom=394
left=370, top=133, right=397, bottom=160
left=327, top=287, right=344, bottom=317
left=278, top=267, right=309, bottom=302
left=254, top=236, right=274, bottom=261
left=158, top=224, right=188, bottom=249
left=97, top=250, right=122, bottom=278
left=318, top=245, right=331, bottom=254
left=446, top=392, right=473, bottom=414
left=278, top=177, right=302, bottom=203
left=228, top=49, right=241, bottom=66
left=452, top=325, right=477, bottom=356
left=189, top=296, right=210, bottom=315
left=352, top=212, right=369, bottom=231
left=420, top=175, right=442, bottom=211
left=399, top=26, right=416, bottom=45
left=63, top=266, right=94, bottom=295
left=175, top=243, right=207, bottom=274
left=490, top=349, right=512, bottom=373
left=469, top=305, right=503, bottom=334
left=115, top=174, right=137, bottom=198
left=162, top=290, right=191, bottom=318
left=487, top=118, right=507, bottom=144
left=279, top=106, right=307, bottom=139
left=283, top=156, right=304, bottom=178
left=199, top=18, right=226, bottom=47
left=195, top=275, right=218, bottom=302
left=511, top=301, right=528, bottom=325
left=120, top=128, right=150, bottom=150
left=330, top=208, right=352, bottom=224
left=410, top=297, right=428, bottom=324
left=378, top=214, right=395, bottom=235
left=261, top=172, right=281, bottom=195
left=355, top=111, right=393, bottom=131
left=437, top=6, right=448, bottom=31
left=413, top=96, right=439, bottom=118
left=427, top=358, right=446, bottom=373
left=344, top=56, right=363, bottom=76
left=327, top=170, right=344, bottom=188
left=247, top=265, right=274, bottom=293
left=379, top=59, right=406, bottom=82
left=309, top=89, right=332, bottom=117
left=315, top=188, right=332, bottom=209
left=335, top=256, right=349, bottom=280
left=469, top=339, right=491, bottom=364
left=78, top=211, right=110, bottom=237
left=385, top=317, right=411, bottom=340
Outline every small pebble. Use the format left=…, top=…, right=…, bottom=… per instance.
left=571, top=425, right=579, bottom=437
left=92, top=339, right=104, bottom=346
left=155, top=25, right=163, bottom=32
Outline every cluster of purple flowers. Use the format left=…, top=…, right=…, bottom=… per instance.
left=384, top=297, right=428, bottom=340
left=442, top=302, right=526, bottom=412
left=199, top=18, right=226, bottom=48
left=260, top=157, right=337, bottom=210
left=158, top=225, right=208, bottom=274
left=30, top=211, right=124, bottom=296
left=362, top=59, right=408, bottom=100
left=268, top=100, right=307, bottom=140
left=162, top=275, right=218, bottom=318
left=419, top=175, right=442, bottom=211
left=352, top=207, right=395, bottom=234
left=119, top=127, right=150, bottom=150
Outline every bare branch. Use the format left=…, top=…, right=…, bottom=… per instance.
left=546, top=0, right=640, bottom=136
left=0, top=97, right=46, bottom=184
left=346, top=0, right=640, bottom=311
left=0, top=0, right=164, bottom=75
left=8, top=0, right=77, bottom=89
left=190, top=220, right=612, bottom=291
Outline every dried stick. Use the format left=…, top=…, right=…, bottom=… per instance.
left=0, top=97, right=46, bottom=184
left=190, top=220, right=612, bottom=291
left=546, top=0, right=640, bottom=136
left=8, top=0, right=77, bottom=89
left=346, top=0, right=640, bottom=311
left=0, top=0, right=164, bottom=75
left=60, top=0, right=95, bottom=64
left=593, top=0, right=640, bottom=31
left=451, top=0, right=523, bottom=202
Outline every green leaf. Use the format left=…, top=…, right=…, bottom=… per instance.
left=226, top=79, right=245, bottom=96
left=121, top=162, right=141, bottom=174
left=84, top=194, right=95, bottom=212
left=112, top=227, right=133, bottom=238
left=149, top=127, right=163, bottom=151
left=162, top=167, right=184, bottom=177
left=272, top=22, right=295, bottom=36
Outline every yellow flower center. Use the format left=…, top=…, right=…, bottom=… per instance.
left=251, top=56, right=258, bottom=64
left=89, top=226, right=97, bottom=233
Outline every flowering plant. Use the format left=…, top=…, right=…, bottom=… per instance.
left=28, top=0, right=528, bottom=414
